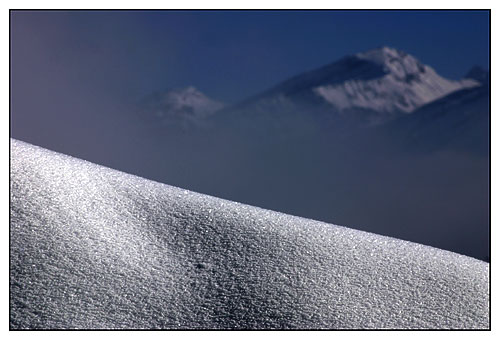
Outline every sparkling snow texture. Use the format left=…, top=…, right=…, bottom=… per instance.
left=10, top=139, right=489, bottom=329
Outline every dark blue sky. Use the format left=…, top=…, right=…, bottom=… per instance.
left=11, top=10, right=489, bottom=104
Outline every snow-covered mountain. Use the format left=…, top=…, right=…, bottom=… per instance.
left=383, top=78, right=489, bottom=154
left=211, top=47, right=479, bottom=130
left=464, top=66, right=489, bottom=85
left=141, top=48, right=479, bottom=132
left=316, top=47, right=478, bottom=115
left=140, top=86, right=224, bottom=127
left=10, top=139, right=489, bottom=329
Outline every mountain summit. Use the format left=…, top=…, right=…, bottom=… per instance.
left=319, top=46, right=479, bottom=113
left=214, top=47, right=479, bottom=129
left=141, top=87, right=224, bottom=127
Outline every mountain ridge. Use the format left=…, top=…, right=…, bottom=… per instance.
left=141, top=47, right=480, bottom=130
left=140, top=86, right=225, bottom=127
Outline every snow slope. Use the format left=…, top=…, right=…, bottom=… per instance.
left=10, top=139, right=489, bottom=329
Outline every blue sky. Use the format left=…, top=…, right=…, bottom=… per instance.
left=11, top=10, right=489, bottom=103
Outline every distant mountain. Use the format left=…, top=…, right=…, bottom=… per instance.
left=140, top=47, right=479, bottom=132
left=210, top=47, right=479, bottom=131
left=317, top=47, right=478, bottom=114
left=383, top=74, right=489, bottom=155
left=140, top=86, right=224, bottom=128
left=464, top=66, right=489, bottom=85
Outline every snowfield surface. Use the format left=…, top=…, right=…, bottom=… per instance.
left=10, top=139, right=489, bottom=329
